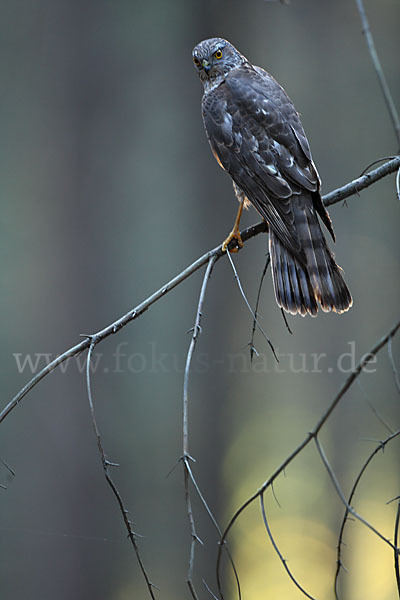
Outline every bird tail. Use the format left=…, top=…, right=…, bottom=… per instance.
left=269, top=198, right=352, bottom=317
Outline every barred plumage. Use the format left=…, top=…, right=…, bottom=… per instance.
left=193, top=38, right=352, bottom=316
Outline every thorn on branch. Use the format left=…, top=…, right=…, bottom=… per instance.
left=192, top=534, right=204, bottom=545
left=105, top=460, right=120, bottom=467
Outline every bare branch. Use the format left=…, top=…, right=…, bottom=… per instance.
left=85, top=339, right=157, bottom=599
left=260, top=492, right=317, bottom=600
left=249, top=253, right=271, bottom=362
left=182, top=256, right=217, bottom=599
left=355, top=0, right=400, bottom=150
left=0, top=457, right=15, bottom=477
left=334, top=430, right=400, bottom=598
left=2, top=156, right=399, bottom=427
left=216, top=319, right=400, bottom=599
left=226, top=251, right=278, bottom=361
left=323, top=155, right=400, bottom=207
left=183, top=256, right=217, bottom=456
left=394, top=500, right=400, bottom=597
left=314, top=436, right=396, bottom=550
left=396, top=167, right=400, bottom=202
left=388, top=334, right=400, bottom=394
left=357, top=379, right=394, bottom=434
left=185, top=460, right=241, bottom=600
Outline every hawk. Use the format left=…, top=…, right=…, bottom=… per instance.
left=192, top=38, right=352, bottom=316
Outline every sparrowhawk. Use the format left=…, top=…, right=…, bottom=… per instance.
left=192, top=37, right=352, bottom=317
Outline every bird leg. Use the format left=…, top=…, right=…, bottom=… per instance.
left=222, top=202, right=244, bottom=252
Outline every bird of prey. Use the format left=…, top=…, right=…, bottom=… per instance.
left=192, top=37, right=352, bottom=317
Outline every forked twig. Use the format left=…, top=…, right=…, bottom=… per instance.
left=183, top=256, right=217, bottom=598
left=334, top=430, right=400, bottom=598
left=249, top=253, right=271, bottom=362
left=394, top=500, right=400, bottom=597
left=216, top=319, right=400, bottom=599
left=388, top=334, right=400, bottom=393
left=323, top=155, right=400, bottom=207
left=356, top=379, right=394, bottom=433
left=315, top=436, right=396, bottom=550
left=355, top=0, right=400, bottom=150
left=86, top=338, right=157, bottom=599
left=2, top=156, right=400, bottom=427
left=226, top=251, right=278, bottom=361
left=185, top=460, right=241, bottom=599
left=260, top=492, right=317, bottom=600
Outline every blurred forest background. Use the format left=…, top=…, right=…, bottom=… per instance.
left=1, top=1, right=399, bottom=599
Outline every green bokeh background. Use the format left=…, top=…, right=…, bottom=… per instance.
left=1, top=1, right=399, bottom=598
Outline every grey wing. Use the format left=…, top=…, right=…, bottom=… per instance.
left=202, top=65, right=334, bottom=259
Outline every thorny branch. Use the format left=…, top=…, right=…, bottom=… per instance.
left=334, top=429, right=400, bottom=599
left=249, top=254, right=271, bottom=361
left=314, top=436, right=396, bottom=550
left=86, top=339, right=157, bottom=599
left=395, top=500, right=400, bottom=597
left=184, top=460, right=242, bottom=599
left=1, top=155, right=399, bottom=426
left=181, top=255, right=242, bottom=599
left=354, top=0, right=400, bottom=151
left=260, top=492, right=317, bottom=600
left=388, top=334, right=400, bottom=394
left=216, top=319, right=400, bottom=600
left=182, top=255, right=217, bottom=599
left=226, top=251, right=278, bottom=361
left=1, top=155, right=399, bottom=597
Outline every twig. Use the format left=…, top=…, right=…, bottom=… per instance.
left=183, top=256, right=217, bottom=599
left=387, top=334, right=400, bottom=393
left=356, top=379, right=394, bottom=433
left=260, top=492, right=317, bottom=600
left=185, top=460, right=241, bottom=599
left=280, top=308, right=293, bottom=335
left=226, top=251, right=278, bottom=361
left=334, top=430, right=400, bottom=599
left=203, top=579, right=219, bottom=600
left=355, top=0, right=400, bottom=150
left=315, top=436, right=396, bottom=550
left=249, top=254, right=270, bottom=362
left=216, top=319, right=400, bottom=599
left=360, top=156, right=398, bottom=177
left=85, top=338, right=157, bottom=598
left=2, top=156, right=400, bottom=426
left=394, top=500, right=400, bottom=597
left=323, top=156, right=400, bottom=207
left=396, top=167, right=400, bottom=202
left=0, top=458, right=15, bottom=477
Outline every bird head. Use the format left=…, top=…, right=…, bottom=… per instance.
left=192, top=38, right=245, bottom=89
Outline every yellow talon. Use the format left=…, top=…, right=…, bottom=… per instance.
left=222, top=229, right=244, bottom=252
left=221, top=201, right=245, bottom=253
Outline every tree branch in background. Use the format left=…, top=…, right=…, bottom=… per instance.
left=354, top=0, right=400, bottom=151
left=1, top=155, right=399, bottom=598
left=1, top=155, right=399, bottom=427
left=323, top=155, right=400, bottom=206
left=394, top=499, right=400, bottom=597
left=334, top=429, right=400, bottom=599
left=388, top=334, right=400, bottom=394
left=260, top=492, right=317, bottom=600
left=226, top=251, right=278, bottom=361
left=249, top=254, right=271, bottom=361
left=182, top=255, right=217, bottom=599
left=315, top=435, right=396, bottom=549
left=86, top=339, right=158, bottom=599
left=216, top=319, right=400, bottom=600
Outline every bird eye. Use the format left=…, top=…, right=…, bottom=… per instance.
left=193, top=56, right=201, bottom=67
left=214, top=49, right=223, bottom=59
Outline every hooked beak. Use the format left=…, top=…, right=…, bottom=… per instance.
left=202, top=59, right=211, bottom=74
